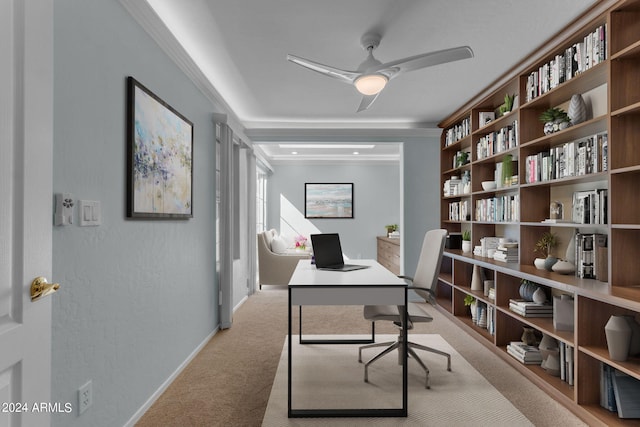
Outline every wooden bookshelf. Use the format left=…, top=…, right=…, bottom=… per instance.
left=438, top=1, right=640, bottom=425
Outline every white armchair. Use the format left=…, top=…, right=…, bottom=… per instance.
left=257, top=230, right=311, bottom=289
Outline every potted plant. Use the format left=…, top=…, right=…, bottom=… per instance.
left=464, top=294, right=478, bottom=324
left=498, top=93, right=515, bottom=116
left=461, top=230, right=472, bottom=253
left=534, top=231, right=558, bottom=271
left=385, top=224, right=398, bottom=237
left=539, top=107, right=571, bottom=134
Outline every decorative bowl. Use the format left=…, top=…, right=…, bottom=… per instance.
left=481, top=181, right=497, bottom=191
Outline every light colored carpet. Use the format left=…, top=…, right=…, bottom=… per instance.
left=263, top=334, right=533, bottom=426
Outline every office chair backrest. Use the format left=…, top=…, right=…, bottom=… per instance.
left=411, top=229, right=447, bottom=303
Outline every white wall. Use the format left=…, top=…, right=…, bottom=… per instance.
left=52, top=0, right=218, bottom=425
left=268, top=162, right=401, bottom=259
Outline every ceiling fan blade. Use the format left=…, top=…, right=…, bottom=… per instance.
left=373, top=46, right=473, bottom=77
left=287, top=54, right=360, bottom=84
left=357, top=93, right=380, bottom=112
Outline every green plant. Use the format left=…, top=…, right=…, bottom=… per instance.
left=463, top=294, right=476, bottom=306
left=534, top=232, right=558, bottom=258
left=462, top=230, right=471, bottom=241
left=385, top=224, right=398, bottom=233
left=499, top=93, right=515, bottom=115
left=539, top=107, right=570, bottom=123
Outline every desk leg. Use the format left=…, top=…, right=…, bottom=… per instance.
left=288, top=287, right=292, bottom=418
left=298, top=305, right=375, bottom=345
left=401, top=288, right=408, bottom=416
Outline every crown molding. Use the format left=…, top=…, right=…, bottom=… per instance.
left=120, top=0, right=249, bottom=141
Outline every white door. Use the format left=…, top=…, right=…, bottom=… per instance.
left=0, top=1, right=54, bottom=426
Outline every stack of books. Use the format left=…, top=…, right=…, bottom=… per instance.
left=509, top=299, right=553, bottom=317
left=507, top=341, right=542, bottom=365
left=493, top=243, right=518, bottom=263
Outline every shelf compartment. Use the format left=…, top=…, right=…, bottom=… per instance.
left=499, top=345, right=575, bottom=401
left=610, top=170, right=640, bottom=225
left=609, top=113, right=640, bottom=171
left=611, top=228, right=640, bottom=288
left=610, top=0, right=640, bottom=57
left=519, top=114, right=608, bottom=150
left=610, top=56, right=640, bottom=111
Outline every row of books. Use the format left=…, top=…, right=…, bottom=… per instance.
left=575, top=233, right=607, bottom=280
left=523, top=133, right=608, bottom=184
left=476, top=120, right=518, bottom=160
left=475, top=195, right=519, bottom=223
left=443, top=177, right=468, bottom=197
left=444, top=117, right=471, bottom=147
left=509, top=299, right=553, bottom=318
left=493, top=244, right=518, bottom=263
left=601, top=363, right=640, bottom=418
left=559, top=341, right=574, bottom=385
left=448, top=200, right=470, bottom=222
left=471, top=301, right=495, bottom=335
left=507, top=341, right=542, bottom=364
left=525, top=24, right=606, bottom=102
left=572, top=189, right=607, bottom=225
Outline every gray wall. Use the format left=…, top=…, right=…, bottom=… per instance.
left=268, top=163, right=400, bottom=259
left=52, top=1, right=218, bottom=426
left=402, top=138, right=442, bottom=276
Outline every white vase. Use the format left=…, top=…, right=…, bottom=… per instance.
left=534, top=258, right=546, bottom=270
left=568, top=93, right=587, bottom=125
left=605, top=315, right=632, bottom=361
left=471, top=265, right=483, bottom=291
left=462, top=240, right=471, bottom=253
left=470, top=301, right=478, bottom=324
left=533, top=287, right=547, bottom=304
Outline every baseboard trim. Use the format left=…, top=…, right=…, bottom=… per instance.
left=123, top=327, right=219, bottom=427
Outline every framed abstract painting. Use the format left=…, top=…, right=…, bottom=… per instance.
left=126, top=76, right=193, bottom=219
left=304, top=183, right=354, bottom=219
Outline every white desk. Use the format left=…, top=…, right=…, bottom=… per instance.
left=287, top=259, right=408, bottom=418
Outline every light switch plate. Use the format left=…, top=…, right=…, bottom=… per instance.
left=79, top=200, right=101, bottom=226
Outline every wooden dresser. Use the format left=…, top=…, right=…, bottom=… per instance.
left=376, top=236, right=400, bottom=275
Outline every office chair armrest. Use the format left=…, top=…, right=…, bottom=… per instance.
left=397, top=275, right=414, bottom=284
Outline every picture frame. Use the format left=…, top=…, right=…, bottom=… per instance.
left=126, top=76, right=193, bottom=219
left=304, top=183, right=354, bottom=219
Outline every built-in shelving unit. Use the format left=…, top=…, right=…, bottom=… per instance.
left=438, top=1, right=640, bottom=425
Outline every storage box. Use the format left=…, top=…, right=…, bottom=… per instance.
left=446, top=233, right=462, bottom=249
left=553, top=295, right=574, bottom=331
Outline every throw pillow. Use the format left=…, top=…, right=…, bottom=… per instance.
left=270, top=235, right=288, bottom=254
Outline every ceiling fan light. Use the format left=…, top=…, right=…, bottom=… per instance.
left=354, top=74, right=387, bottom=95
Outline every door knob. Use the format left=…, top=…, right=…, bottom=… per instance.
left=31, top=276, right=60, bottom=302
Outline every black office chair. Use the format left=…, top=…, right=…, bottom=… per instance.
left=358, top=229, right=450, bottom=389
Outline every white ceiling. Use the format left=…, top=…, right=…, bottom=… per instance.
left=140, top=0, right=598, bottom=161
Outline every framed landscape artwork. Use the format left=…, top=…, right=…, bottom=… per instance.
left=126, top=76, right=193, bottom=219
left=304, top=183, right=354, bottom=219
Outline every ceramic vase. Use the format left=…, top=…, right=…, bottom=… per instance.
left=533, top=287, right=547, bottom=304
left=544, top=256, right=558, bottom=271
left=471, top=265, right=483, bottom=291
left=605, top=315, right=632, bottom=361
left=534, top=258, right=546, bottom=270
left=470, top=301, right=478, bottom=324
left=568, top=94, right=587, bottom=125
left=462, top=240, right=471, bottom=253
left=552, top=260, right=576, bottom=275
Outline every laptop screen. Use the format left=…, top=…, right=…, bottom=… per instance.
left=310, top=233, right=345, bottom=268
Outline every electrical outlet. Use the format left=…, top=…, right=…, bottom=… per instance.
left=78, top=380, right=93, bottom=414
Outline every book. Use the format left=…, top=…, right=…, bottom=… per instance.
left=612, top=370, right=640, bottom=418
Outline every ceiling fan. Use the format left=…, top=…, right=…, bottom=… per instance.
left=287, top=33, right=473, bottom=112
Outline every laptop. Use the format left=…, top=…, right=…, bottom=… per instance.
left=310, top=233, right=369, bottom=271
